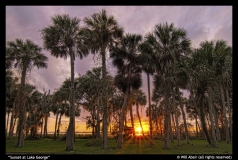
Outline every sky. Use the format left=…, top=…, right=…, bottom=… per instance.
left=6, top=6, right=232, bottom=132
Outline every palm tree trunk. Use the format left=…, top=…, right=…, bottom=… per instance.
left=101, top=49, right=108, bottom=149
left=199, top=95, right=212, bottom=145
left=6, top=111, right=10, bottom=136
left=129, top=104, right=134, bottom=128
left=208, top=87, right=217, bottom=147
left=124, top=112, right=127, bottom=127
left=172, top=89, right=180, bottom=146
left=43, top=113, right=49, bottom=138
left=206, top=114, right=211, bottom=131
left=169, top=114, right=174, bottom=143
left=136, top=102, right=145, bottom=137
left=40, top=117, right=43, bottom=138
left=159, top=116, right=163, bottom=136
left=129, top=103, right=135, bottom=142
left=179, top=100, right=190, bottom=144
left=163, top=96, right=170, bottom=149
left=9, top=111, right=14, bottom=139
left=16, top=66, right=27, bottom=147
left=54, top=106, right=59, bottom=140
left=66, top=49, right=75, bottom=151
left=213, top=104, right=221, bottom=141
left=155, top=115, right=159, bottom=137
left=220, top=85, right=230, bottom=143
left=174, top=109, right=181, bottom=146
left=147, top=73, right=154, bottom=145
left=117, top=85, right=130, bottom=148
left=57, top=112, right=62, bottom=139
left=225, top=88, right=232, bottom=142
left=195, top=117, right=199, bottom=138
left=96, top=98, right=101, bottom=138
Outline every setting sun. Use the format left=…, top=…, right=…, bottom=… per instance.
left=135, top=126, right=142, bottom=136
left=133, top=121, right=149, bottom=136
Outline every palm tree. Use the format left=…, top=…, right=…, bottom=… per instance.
left=111, top=33, right=143, bottom=148
left=41, top=14, right=89, bottom=151
left=82, top=9, right=124, bottom=149
left=146, top=22, right=191, bottom=149
left=6, top=70, right=19, bottom=136
left=6, top=38, right=48, bottom=147
left=39, top=90, right=52, bottom=138
left=187, top=40, right=232, bottom=146
left=77, top=67, right=104, bottom=139
left=139, top=40, right=157, bottom=145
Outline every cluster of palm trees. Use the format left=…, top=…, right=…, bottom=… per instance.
left=6, top=9, right=232, bottom=151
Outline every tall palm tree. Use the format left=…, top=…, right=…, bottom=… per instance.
left=111, top=33, right=143, bottom=148
left=188, top=40, right=231, bottom=146
left=139, top=40, right=157, bottom=145
left=6, top=38, right=48, bottom=147
left=146, top=22, right=191, bottom=149
left=41, top=14, right=88, bottom=151
left=82, top=9, right=124, bottom=149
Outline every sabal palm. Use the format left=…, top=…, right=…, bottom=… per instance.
left=111, top=33, right=143, bottom=148
left=146, top=22, right=191, bottom=75
left=139, top=40, right=157, bottom=145
left=147, top=22, right=191, bottom=149
left=6, top=38, right=48, bottom=147
left=193, top=40, right=232, bottom=145
left=41, top=14, right=89, bottom=151
left=185, top=44, right=217, bottom=146
left=77, top=67, right=105, bottom=138
left=82, top=9, right=123, bottom=149
left=5, top=70, right=18, bottom=135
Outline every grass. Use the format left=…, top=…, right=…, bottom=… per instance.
left=6, top=137, right=232, bottom=155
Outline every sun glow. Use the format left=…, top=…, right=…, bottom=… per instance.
left=135, top=126, right=142, bottom=136
left=133, top=121, right=149, bottom=136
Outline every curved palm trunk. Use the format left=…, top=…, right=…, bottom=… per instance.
left=199, top=95, right=212, bottom=145
left=136, top=102, right=145, bottom=137
left=147, top=73, right=154, bottom=145
left=66, top=49, right=75, bottom=151
left=220, top=85, right=230, bottom=143
left=16, top=67, right=27, bottom=147
left=57, top=112, right=62, bottom=139
left=179, top=100, right=190, bottom=144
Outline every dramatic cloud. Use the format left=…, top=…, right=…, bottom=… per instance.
left=6, top=5, right=232, bottom=123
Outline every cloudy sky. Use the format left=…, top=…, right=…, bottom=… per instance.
left=6, top=6, right=232, bottom=131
